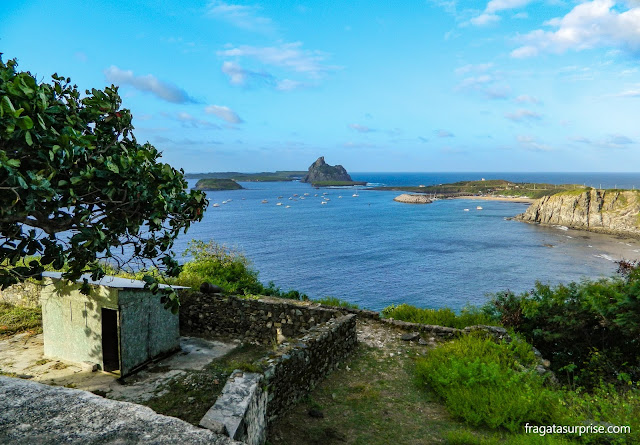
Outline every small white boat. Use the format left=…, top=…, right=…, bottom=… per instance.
left=352, top=188, right=359, bottom=197
left=321, top=201, right=327, bottom=205
left=303, top=193, right=310, bottom=196
left=322, top=192, right=328, bottom=195
left=463, top=208, right=469, bottom=211
left=476, top=206, right=483, bottom=210
left=289, top=197, right=293, bottom=200
left=338, top=196, right=342, bottom=199
left=261, top=199, right=268, bottom=204
left=222, top=200, right=227, bottom=204
left=285, top=205, right=291, bottom=208
left=276, top=202, right=283, bottom=206
left=325, top=197, right=330, bottom=201
left=314, top=194, right=318, bottom=197
left=300, top=197, right=305, bottom=200
left=212, top=203, right=220, bottom=207
left=226, top=199, right=232, bottom=202
left=278, top=196, right=283, bottom=199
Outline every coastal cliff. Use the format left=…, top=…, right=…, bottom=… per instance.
left=515, top=189, right=640, bottom=237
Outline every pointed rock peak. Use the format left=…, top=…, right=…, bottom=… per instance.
left=311, top=156, right=326, bottom=168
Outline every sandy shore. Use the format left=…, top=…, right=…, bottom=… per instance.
left=452, top=195, right=535, bottom=203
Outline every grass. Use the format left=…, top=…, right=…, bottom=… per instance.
left=141, top=343, right=268, bottom=425
left=0, top=302, right=42, bottom=338
left=314, top=296, right=360, bottom=309
left=381, top=303, right=498, bottom=329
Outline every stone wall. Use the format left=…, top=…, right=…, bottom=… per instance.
left=180, top=293, right=339, bottom=343
left=199, top=314, right=357, bottom=445
left=0, top=281, right=42, bottom=307
left=261, top=314, right=357, bottom=420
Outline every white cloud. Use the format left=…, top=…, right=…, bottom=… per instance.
left=436, top=129, right=455, bottom=138
left=517, top=135, right=553, bottom=151
left=205, top=105, right=243, bottom=124
left=511, top=0, right=640, bottom=58
left=104, top=66, right=196, bottom=104
left=454, top=63, right=494, bottom=75
left=514, top=94, right=540, bottom=104
left=470, top=13, right=500, bottom=26
left=349, top=123, right=374, bottom=133
left=471, top=0, right=534, bottom=26
left=207, top=1, right=274, bottom=32
left=505, top=109, right=541, bottom=122
left=276, top=79, right=305, bottom=91
left=175, top=112, right=220, bottom=129
left=218, top=42, right=335, bottom=77
left=615, top=88, right=640, bottom=97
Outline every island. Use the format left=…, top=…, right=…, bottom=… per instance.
left=194, top=178, right=244, bottom=191
left=186, top=171, right=306, bottom=182
left=301, top=156, right=366, bottom=187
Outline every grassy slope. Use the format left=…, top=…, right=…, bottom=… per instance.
left=0, top=302, right=42, bottom=338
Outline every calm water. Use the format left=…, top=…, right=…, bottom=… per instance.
left=175, top=173, right=640, bottom=311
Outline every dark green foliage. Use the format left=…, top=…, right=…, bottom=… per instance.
left=177, top=240, right=307, bottom=300
left=0, top=57, right=207, bottom=310
left=381, top=303, right=498, bottom=329
left=483, top=262, right=640, bottom=388
left=415, top=333, right=559, bottom=432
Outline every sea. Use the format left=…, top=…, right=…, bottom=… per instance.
left=175, top=172, right=640, bottom=312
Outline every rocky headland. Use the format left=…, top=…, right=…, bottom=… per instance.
left=301, top=157, right=365, bottom=186
left=393, top=194, right=433, bottom=204
left=515, top=189, right=640, bottom=237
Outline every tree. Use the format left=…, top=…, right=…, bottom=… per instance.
left=0, top=56, right=208, bottom=310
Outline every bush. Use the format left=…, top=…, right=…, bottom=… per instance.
left=174, top=240, right=308, bottom=300
left=0, top=302, right=42, bottom=337
left=381, top=303, right=498, bottom=329
left=415, top=333, right=559, bottom=432
left=314, top=296, right=359, bottom=309
left=483, top=263, right=640, bottom=388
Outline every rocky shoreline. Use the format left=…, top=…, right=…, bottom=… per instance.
left=515, top=189, right=640, bottom=238
left=393, top=194, right=432, bottom=204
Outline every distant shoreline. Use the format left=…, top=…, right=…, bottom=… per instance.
left=451, top=196, right=535, bottom=203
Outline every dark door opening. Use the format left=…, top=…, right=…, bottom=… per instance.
left=101, top=308, right=120, bottom=372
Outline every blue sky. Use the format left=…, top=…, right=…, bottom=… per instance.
left=2, top=0, right=640, bottom=172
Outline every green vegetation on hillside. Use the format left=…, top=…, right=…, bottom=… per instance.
left=381, top=303, right=497, bottom=328
left=372, top=179, right=587, bottom=199
left=185, top=171, right=306, bottom=182
left=194, top=178, right=243, bottom=191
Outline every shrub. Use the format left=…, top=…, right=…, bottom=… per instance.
left=381, top=303, right=498, bottom=329
left=483, top=264, right=640, bottom=388
left=415, top=333, right=559, bottom=432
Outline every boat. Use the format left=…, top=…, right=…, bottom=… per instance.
left=261, top=199, right=268, bottom=204
left=314, top=194, right=318, bottom=197
left=338, top=196, right=342, bottom=198
left=321, top=201, right=327, bottom=205
left=325, top=197, right=330, bottom=201
left=278, top=196, right=283, bottom=199
left=463, top=208, right=469, bottom=211
left=300, top=197, right=305, bottom=200
left=293, top=194, right=299, bottom=197
left=276, top=202, right=283, bottom=206
left=303, top=193, right=310, bottom=196
left=285, top=205, right=291, bottom=208
left=352, top=188, right=359, bottom=197
left=222, top=200, right=227, bottom=204
left=476, top=206, right=483, bottom=210
left=289, top=197, right=293, bottom=200
left=212, top=203, right=220, bottom=207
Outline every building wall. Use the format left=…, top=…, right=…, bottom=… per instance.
left=118, top=290, right=180, bottom=375
left=40, top=278, right=118, bottom=369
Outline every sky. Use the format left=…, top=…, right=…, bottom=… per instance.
left=2, top=0, right=640, bottom=173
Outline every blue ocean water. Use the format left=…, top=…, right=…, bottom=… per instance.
left=175, top=173, right=640, bottom=311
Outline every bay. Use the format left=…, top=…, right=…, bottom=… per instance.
left=176, top=173, right=640, bottom=311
